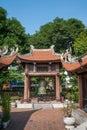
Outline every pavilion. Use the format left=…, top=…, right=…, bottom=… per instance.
left=17, top=45, right=62, bottom=101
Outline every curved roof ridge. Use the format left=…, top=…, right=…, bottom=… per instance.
left=32, top=48, right=52, bottom=51
left=0, top=53, right=17, bottom=67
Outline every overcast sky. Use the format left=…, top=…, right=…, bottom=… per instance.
left=0, top=0, right=87, bottom=34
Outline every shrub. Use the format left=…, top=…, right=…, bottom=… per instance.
left=1, top=92, right=11, bottom=122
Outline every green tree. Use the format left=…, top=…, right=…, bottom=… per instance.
left=30, top=17, right=86, bottom=54
left=0, top=7, right=7, bottom=21
left=0, top=63, right=24, bottom=89
left=0, top=7, right=30, bottom=54
left=0, top=7, right=87, bottom=55
left=73, top=31, right=87, bottom=56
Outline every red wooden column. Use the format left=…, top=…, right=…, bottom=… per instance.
left=78, top=75, right=83, bottom=109
left=55, top=74, right=60, bottom=101
left=55, top=63, right=60, bottom=101
left=27, top=76, right=30, bottom=99
left=24, top=64, right=30, bottom=101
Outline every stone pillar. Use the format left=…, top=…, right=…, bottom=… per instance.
left=78, top=75, right=83, bottom=109
left=24, top=64, right=30, bottom=101
left=55, top=74, right=60, bottom=101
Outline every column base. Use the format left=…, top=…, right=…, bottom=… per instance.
left=24, top=98, right=31, bottom=103
left=56, top=97, right=60, bottom=102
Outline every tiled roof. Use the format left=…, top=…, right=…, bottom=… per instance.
left=62, top=57, right=87, bottom=72
left=17, top=49, right=61, bottom=62
left=0, top=54, right=17, bottom=68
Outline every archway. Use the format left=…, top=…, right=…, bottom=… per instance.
left=17, top=45, right=61, bottom=102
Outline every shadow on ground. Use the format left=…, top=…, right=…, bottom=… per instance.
left=1, top=109, right=38, bottom=130
left=0, top=108, right=65, bottom=130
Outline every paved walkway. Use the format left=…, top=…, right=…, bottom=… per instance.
left=1, top=108, right=65, bottom=130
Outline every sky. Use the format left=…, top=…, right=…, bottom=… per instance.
left=0, top=0, right=87, bottom=35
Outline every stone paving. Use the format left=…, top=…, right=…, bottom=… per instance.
left=1, top=107, right=65, bottom=130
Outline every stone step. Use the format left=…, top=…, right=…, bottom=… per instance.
left=17, top=103, right=33, bottom=108
left=72, top=109, right=87, bottom=124
left=33, top=103, right=53, bottom=109
left=73, top=121, right=87, bottom=130
left=16, top=102, right=64, bottom=109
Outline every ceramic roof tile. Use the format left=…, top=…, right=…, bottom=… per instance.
left=62, top=57, right=87, bottom=72
left=17, top=49, right=61, bottom=62
left=0, top=54, right=17, bottom=67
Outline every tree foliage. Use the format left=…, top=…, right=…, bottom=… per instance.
left=73, top=31, right=87, bottom=56
left=0, top=7, right=87, bottom=55
left=30, top=17, right=86, bottom=54
left=0, top=7, right=30, bottom=54
left=0, top=65, right=24, bottom=87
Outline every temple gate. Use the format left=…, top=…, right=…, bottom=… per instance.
left=17, top=45, right=62, bottom=101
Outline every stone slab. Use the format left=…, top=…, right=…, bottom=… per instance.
left=52, top=103, right=64, bottom=108
left=17, top=103, right=33, bottom=108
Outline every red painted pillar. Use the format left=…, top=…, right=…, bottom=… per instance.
left=78, top=75, right=83, bottom=109
left=27, top=76, right=30, bottom=99
left=55, top=74, right=60, bottom=101
left=24, top=64, right=30, bottom=101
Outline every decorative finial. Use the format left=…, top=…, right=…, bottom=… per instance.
left=10, top=44, right=18, bottom=55
left=15, top=44, right=18, bottom=53
left=50, top=45, right=55, bottom=50
left=0, top=46, right=8, bottom=57
left=30, top=45, right=34, bottom=50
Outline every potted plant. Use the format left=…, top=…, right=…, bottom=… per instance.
left=1, top=92, right=11, bottom=128
left=63, top=102, right=76, bottom=126
left=11, top=99, right=16, bottom=108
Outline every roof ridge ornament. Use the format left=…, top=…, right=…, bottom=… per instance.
left=50, top=45, right=55, bottom=50
left=61, top=48, right=79, bottom=63
left=0, top=44, right=19, bottom=57
left=10, top=44, right=18, bottom=55
left=0, top=46, right=8, bottom=57
left=61, top=48, right=72, bottom=63
left=30, top=45, right=34, bottom=54
left=30, top=45, right=34, bottom=50
left=50, top=45, right=55, bottom=55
